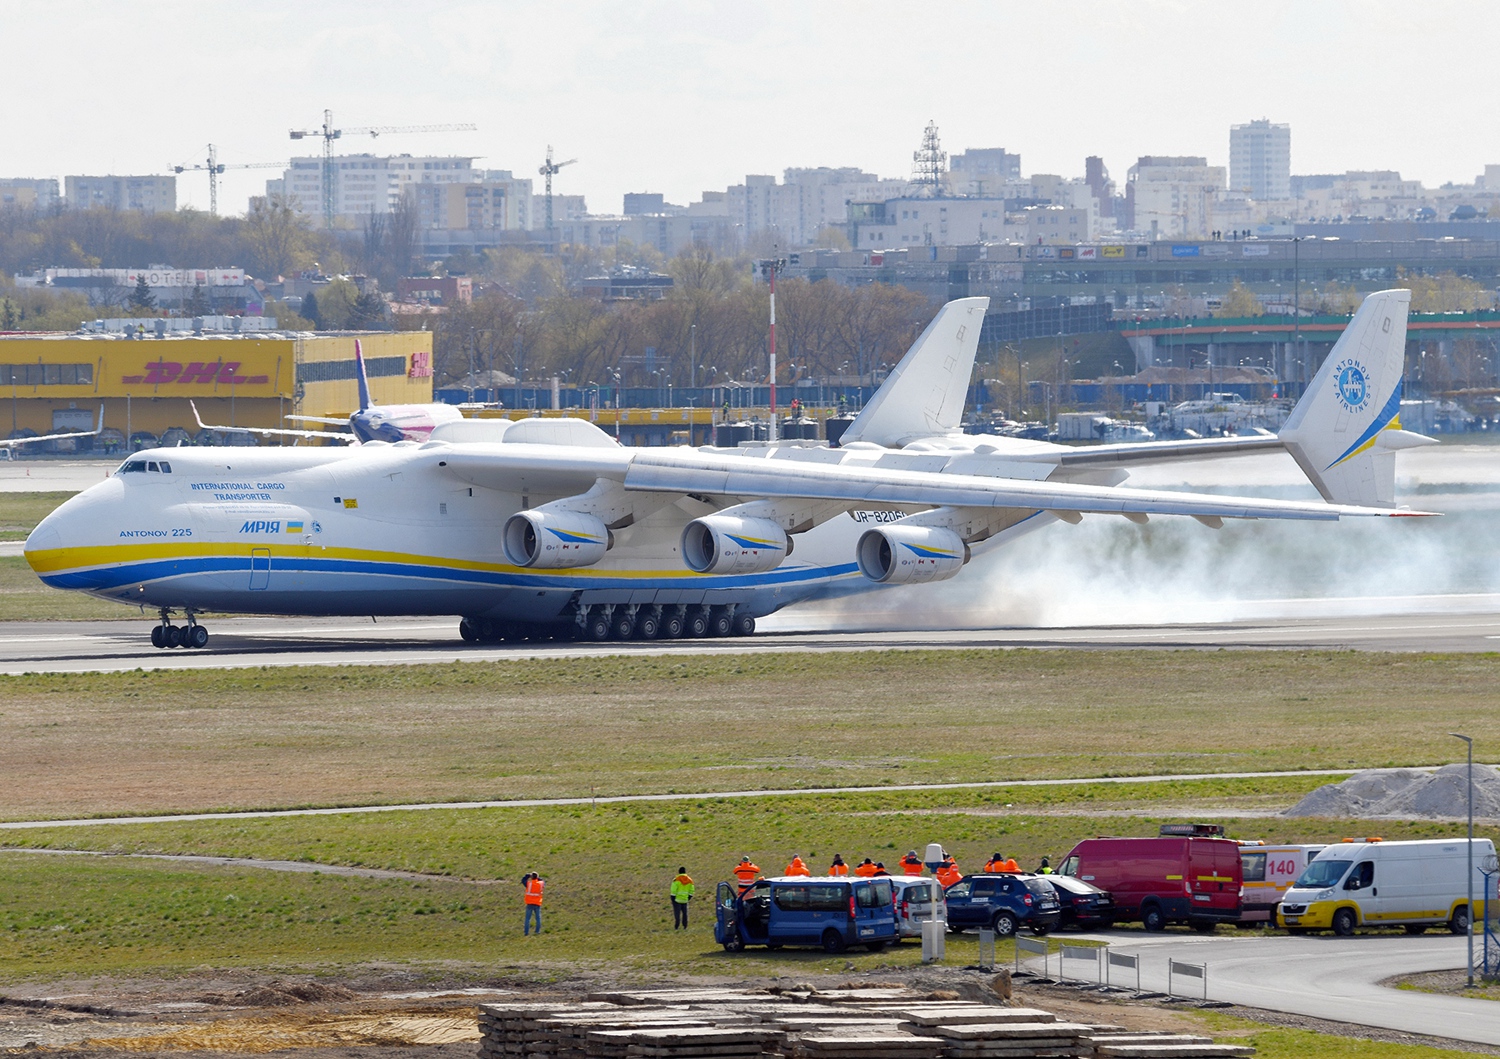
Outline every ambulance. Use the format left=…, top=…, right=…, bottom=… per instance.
left=1277, top=837, right=1495, bottom=936
left=1238, top=842, right=1326, bottom=924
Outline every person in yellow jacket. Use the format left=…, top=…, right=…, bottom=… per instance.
left=670, top=867, right=695, bottom=929
left=785, top=855, right=812, bottom=877
left=522, top=872, right=544, bottom=935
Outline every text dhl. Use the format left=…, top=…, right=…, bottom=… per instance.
left=121, top=361, right=271, bottom=386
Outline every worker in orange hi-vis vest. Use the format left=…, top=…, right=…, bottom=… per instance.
left=935, top=856, right=963, bottom=889
left=853, top=858, right=878, bottom=877
left=984, top=852, right=1010, bottom=873
left=900, top=850, right=925, bottom=875
left=522, top=872, right=544, bottom=935
left=828, top=854, right=849, bottom=876
left=733, top=856, right=761, bottom=888
left=784, top=855, right=812, bottom=877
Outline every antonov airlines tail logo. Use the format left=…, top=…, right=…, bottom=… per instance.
left=1334, top=358, right=1370, bottom=414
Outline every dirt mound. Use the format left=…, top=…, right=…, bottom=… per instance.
left=201, top=980, right=361, bottom=1007
left=1285, top=763, right=1500, bottom=820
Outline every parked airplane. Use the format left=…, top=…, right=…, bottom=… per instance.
left=27, top=291, right=1432, bottom=649
left=192, top=340, right=463, bottom=444
left=1, top=407, right=105, bottom=452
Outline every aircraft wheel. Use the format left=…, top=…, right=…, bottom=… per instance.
left=636, top=610, right=661, bottom=640
left=150, top=625, right=165, bottom=649
left=459, top=618, right=479, bottom=643
left=188, top=625, right=209, bottom=649
left=662, top=610, right=685, bottom=638
left=586, top=608, right=612, bottom=642
left=164, top=625, right=184, bottom=648
left=611, top=610, right=636, bottom=640
left=477, top=618, right=499, bottom=642
left=709, top=606, right=733, bottom=637
left=732, top=613, right=756, bottom=637
left=686, top=607, right=710, bottom=638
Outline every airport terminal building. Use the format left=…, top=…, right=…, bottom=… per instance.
left=0, top=331, right=434, bottom=450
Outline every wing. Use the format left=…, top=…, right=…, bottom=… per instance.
left=285, top=415, right=352, bottom=426
left=0, top=407, right=105, bottom=449
left=619, top=448, right=1426, bottom=522
left=1019, top=433, right=1286, bottom=469
left=437, top=443, right=1431, bottom=524
left=191, top=401, right=357, bottom=444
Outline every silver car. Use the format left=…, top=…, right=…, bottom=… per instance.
left=889, top=876, right=946, bottom=939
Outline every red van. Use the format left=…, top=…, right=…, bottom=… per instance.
left=1056, top=825, right=1242, bottom=931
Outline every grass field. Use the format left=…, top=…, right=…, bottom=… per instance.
left=0, top=490, right=134, bottom=619
left=0, top=490, right=73, bottom=541
left=0, top=651, right=1495, bottom=818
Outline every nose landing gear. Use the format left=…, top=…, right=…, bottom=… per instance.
left=152, top=609, right=209, bottom=649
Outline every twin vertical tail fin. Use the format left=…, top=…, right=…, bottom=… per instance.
left=354, top=339, right=373, bottom=412
left=1279, top=288, right=1435, bottom=508
left=838, top=296, right=990, bottom=447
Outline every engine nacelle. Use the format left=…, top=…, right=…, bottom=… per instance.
left=503, top=509, right=610, bottom=568
left=681, top=515, right=790, bottom=575
left=856, top=525, right=967, bottom=584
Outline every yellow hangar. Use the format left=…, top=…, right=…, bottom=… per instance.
left=0, top=331, right=434, bottom=449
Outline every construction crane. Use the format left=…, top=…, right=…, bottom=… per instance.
left=172, top=145, right=287, bottom=217
left=289, top=109, right=478, bottom=229
left=539, top=145, right=577, bottom=234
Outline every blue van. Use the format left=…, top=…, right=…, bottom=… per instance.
left=715, top=876, right=898, bottom=953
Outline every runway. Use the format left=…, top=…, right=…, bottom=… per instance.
left=0, top=604, right=1496, bottom=674
left=1034, top=932, right=1500, bottom=1047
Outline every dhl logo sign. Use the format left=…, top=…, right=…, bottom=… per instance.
left=122, top=361, right=270, bottom=386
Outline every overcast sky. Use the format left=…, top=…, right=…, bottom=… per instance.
left=7, top=0, right=1498, bottom=217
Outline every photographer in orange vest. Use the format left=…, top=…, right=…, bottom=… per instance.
left=522, top=872, right=544, bottom=935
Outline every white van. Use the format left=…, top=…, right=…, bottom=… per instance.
left=1278, top=838, right=1495, bottom=936
left=1239, top=842, right=1326, bottom=924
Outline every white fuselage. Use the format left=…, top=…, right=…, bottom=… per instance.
left=25, top=435, right=1080, bottom=624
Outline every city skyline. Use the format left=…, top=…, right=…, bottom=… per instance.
left=5, top=0, right=1498, bottom=218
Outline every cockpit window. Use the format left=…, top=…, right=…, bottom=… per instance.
left=119, top=460, right=147, bottom=474
left=158, top=461, right=171, bottom=473
left=147, top=462, right=159, bottom=472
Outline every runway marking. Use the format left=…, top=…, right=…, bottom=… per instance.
left=0, top=767, right=1368, bottom=830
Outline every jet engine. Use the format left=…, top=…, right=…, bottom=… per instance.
left=855, top=525, right=967, bottom=584
left=503, top=509, right=610, bottom=568
left=681, top=515, right=790, bottom=575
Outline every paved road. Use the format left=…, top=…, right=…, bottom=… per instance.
left=0, top=608, right=1496, bottom=674
left=1044, top=931, right=1498, bottom=1047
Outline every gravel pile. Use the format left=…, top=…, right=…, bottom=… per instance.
left=1284, top=763, right=1500, bottom=820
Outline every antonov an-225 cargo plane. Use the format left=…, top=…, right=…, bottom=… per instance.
left=26, top=290, right=1432, bottom=649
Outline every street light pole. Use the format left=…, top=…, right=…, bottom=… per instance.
left=1452, top=731, right=1475, bottom=987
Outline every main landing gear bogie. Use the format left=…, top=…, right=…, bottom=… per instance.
left=457, top=603, right=759, bottom=646
left=152, top=609, right=209, bottom=649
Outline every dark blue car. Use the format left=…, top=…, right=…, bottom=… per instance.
left=943, top=873, right=1061, bottom=937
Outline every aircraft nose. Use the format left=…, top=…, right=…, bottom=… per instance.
left=23, top=514, right=63, bottom=574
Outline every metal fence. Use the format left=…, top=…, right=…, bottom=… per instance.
left=1059, top=944, right=1102, bottom=984
left=1168, top=958, right=1209, bottom=1000
left=1015, top=935, right=1049, bottom=977
left=1106, top=949, right=1141, bottom=993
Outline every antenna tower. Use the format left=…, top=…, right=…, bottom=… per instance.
left=911, top=120, right=947, bottom=197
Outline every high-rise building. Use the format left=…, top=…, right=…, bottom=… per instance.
left=65, top=175, right=176, bottom=213
left=1125, top=157, right=1226, bottom=238
left=275, top=154, right=477, bottom=222
left=0, top=178, right=60, bottom=211
left=1229, top=119, right=1291, bottom=201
